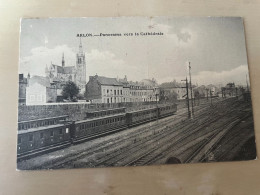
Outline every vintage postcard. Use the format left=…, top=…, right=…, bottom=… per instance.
left=17, top=17, right=256, bottom=170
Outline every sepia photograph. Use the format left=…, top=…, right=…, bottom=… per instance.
left=17, top=16, right=256, bottom=170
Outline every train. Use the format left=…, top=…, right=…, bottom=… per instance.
left=17, top=104, right=177, bottom=161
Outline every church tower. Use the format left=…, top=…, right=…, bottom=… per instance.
left=76, top=38, right=86, bottom=92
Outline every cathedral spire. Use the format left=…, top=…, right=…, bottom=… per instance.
left=62, top=52, right=65, bottom=67
left=79, top=37, right=83, bottom=54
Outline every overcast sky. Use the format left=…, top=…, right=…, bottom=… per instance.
left=19, top=17, right=250, bottom=86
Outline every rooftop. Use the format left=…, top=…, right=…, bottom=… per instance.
left=51, top=64, right=75, bottom=74
left=90, top=75, right=123, bottom=86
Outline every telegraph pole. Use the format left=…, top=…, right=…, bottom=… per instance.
left=156, top=93, right=159, bottom=121
left=181, top=77, right=191, bottom=119
left=188, top=62, right=194, bottom=116
left=210, top=90, right=213, bottom=106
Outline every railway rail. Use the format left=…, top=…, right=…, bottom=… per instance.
left=35, top=99, right=215, bottom=169
left=95, top=98, right=247, bottom=167
left=18, top=97, right=252, bottom=169
left=49, top=98, right=235, bottom=168
left=29, top=106, right=183, bottom=169
left=207, top=117, right=254, bottom=162
left=126, top=107, right=243, bottom=166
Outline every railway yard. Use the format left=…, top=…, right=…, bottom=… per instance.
left=17, top=97, right=256, bottom=170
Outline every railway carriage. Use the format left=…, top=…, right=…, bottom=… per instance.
left=126, top=107, right=158, bottom=127
left=17, top=122, right=71, bottom=161
left=158, top=104, right=177, bottom=118
left=85, top=107, right=126, bottom=119
left=18, top=115, right=69, bottom=130
left=72, top=113, right=127, bottom=143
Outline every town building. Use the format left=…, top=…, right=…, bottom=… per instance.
left=221, top=82, right=237, bottom=97
left=18, top=74, right=29, bottom=105
left=45, top=39, right=86, bottom=93
left=118, top=76, right=130, bottom=102
left=85, top=75, right=123, bottom=103
left=26, top=76, right=57, bottom=105
left=128, top=79, right=159, bottom=102
left=85, top=75, right=159, bottom=103
left=164, top=87, right=189, bottom=100
left=159, top=81, right=220, bottom=101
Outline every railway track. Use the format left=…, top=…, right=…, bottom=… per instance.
left=163, top=102, right=252, bottom=165
left=114, top=99, right=247, bottom=166
left=94, top=117, right=201, bottom=167
left=29, top=119, right=172, bottom=169
left=32, top=106, right=193, bottom=169
left=25, top=97, right=241, bottom=169
left=81, top=99, right=242, bottom=167
left=49, top=100, right=217, bottom=169
left=125, top=108, right=243, bottom=166
left=209, top=118, right=254, bottom=162
left=52, top=111, right=198, bottom=169
left=181, top=109, right=253, bottom=163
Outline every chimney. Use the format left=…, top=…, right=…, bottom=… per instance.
left=19, top=74, right=23, bottom=81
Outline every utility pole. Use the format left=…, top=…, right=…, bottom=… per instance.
left=188, top=62, right=194, bottom=116
left=155, top=93, right=159, bottom=121
left=210, top=90, right=213, bottom=106
left=223, top=88, right=226, bottom=98
left=181, top=77, right=191, bottom=119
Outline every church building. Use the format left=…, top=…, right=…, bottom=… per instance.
left=45, top=39, right=87, bottom=94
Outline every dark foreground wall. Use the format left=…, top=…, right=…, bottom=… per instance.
left=18, top=101, right=162, bottom=122
left=18, top=96, right=225, bottom=122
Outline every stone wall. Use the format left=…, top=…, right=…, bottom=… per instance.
left=18, top=97, right=222, bottom=122
left=18, top=101, right=161, bottom=122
